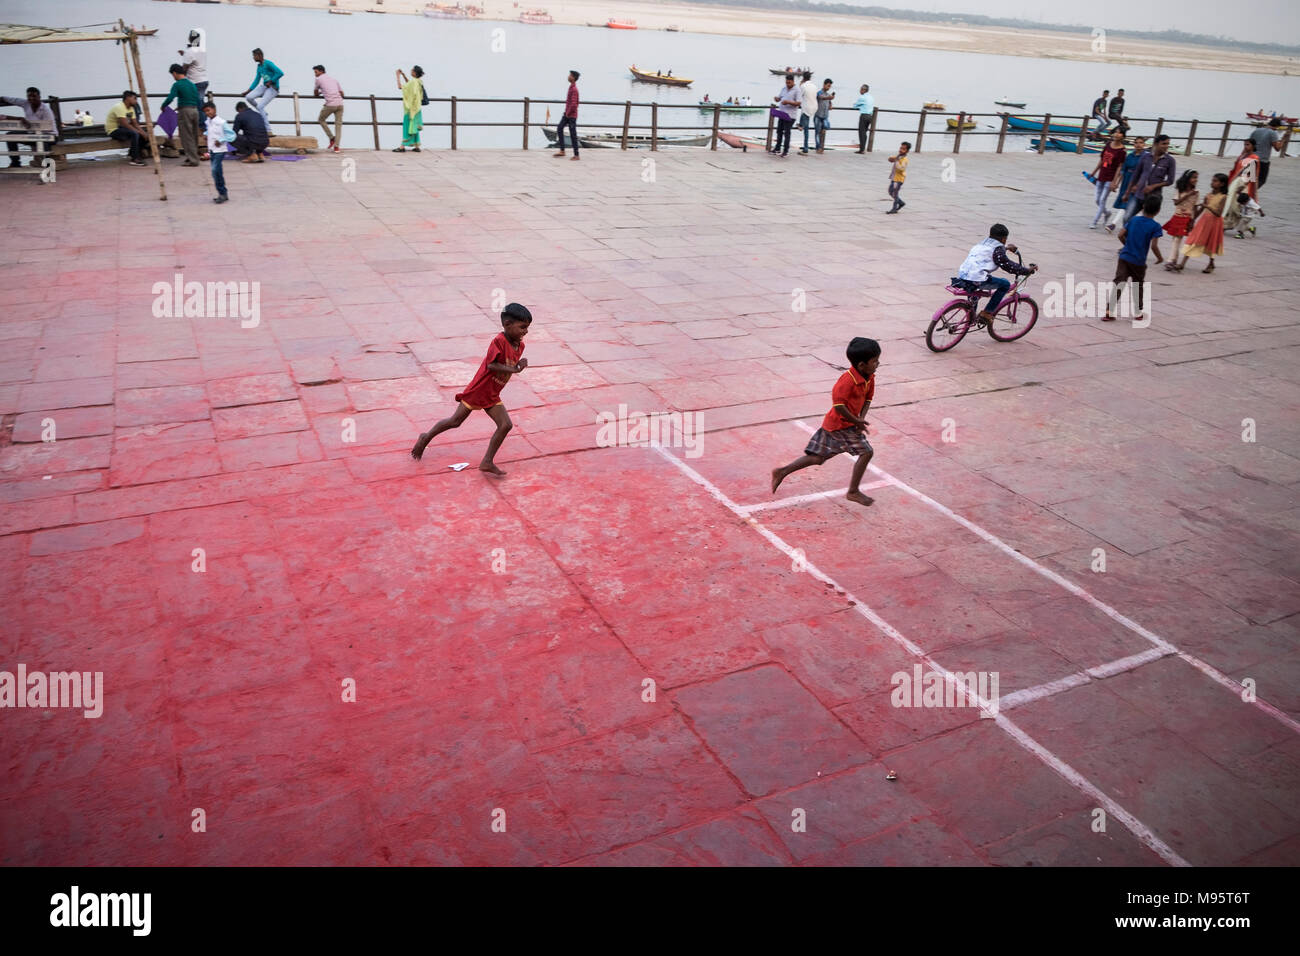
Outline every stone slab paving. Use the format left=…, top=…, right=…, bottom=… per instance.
left=1, top=144, right=1297, bottom=866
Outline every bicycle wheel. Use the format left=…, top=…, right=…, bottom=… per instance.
left=926, top=302, right=973, bottom=352
left=987, top=294, right=1039, bottom=342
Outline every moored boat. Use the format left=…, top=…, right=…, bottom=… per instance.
left=629, top=65, right=692, bottom=87
left=1030, top=137, right=1102, bottom=154
left=519, top=8, right=553, bottom=23
left=769, top=66, right=811, bottom=75
left=946, top=116, right=976, bottom=130
left=1246, top=110, right=1297, bottom=125
left=328, top=7, right=352, bottom=12
left=1008, top=115, right=1086, bottom=135
left=541, top=127, right=710, bottom=148
left=607, top=18, right=636, bottom=29
left=698, top=100, right=762, bottom=112
left=994, top=99, right=1026, bottom=108
left=923, top=99, right=945, bottom=110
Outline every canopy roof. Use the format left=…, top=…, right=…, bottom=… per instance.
left=0, top=24, right=129, bottom=44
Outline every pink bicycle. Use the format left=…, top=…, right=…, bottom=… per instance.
left=925, top=249, right=1039, bottom=352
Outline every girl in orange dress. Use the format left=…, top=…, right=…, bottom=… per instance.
left=1162, top=170, right=1198, bottom=271
left=1176, top=173, right=1228, bottom=274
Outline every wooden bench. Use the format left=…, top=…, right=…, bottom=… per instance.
left=51, top=137, right=126, bottom=169
left=267, top=135, right=319, bottom=153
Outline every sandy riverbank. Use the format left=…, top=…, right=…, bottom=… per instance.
left=231, top=0, right=1298, bottom=76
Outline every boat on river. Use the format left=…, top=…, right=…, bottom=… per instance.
left=629, top=65, right=692, bottom=87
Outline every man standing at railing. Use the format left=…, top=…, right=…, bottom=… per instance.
left=814, top=78, right=834, bottom=154
left=553, top=69, right=580, bottom=161
left=313, top=65, right=345, bottom=153
left=243, top=48, right=284, bottom=120
left=853, top=84, right=874, bottom=154
left=797, top=70, right=817, bottom=154
left=771, top=72, right=800, bottom=157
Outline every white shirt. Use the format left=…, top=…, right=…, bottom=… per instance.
left=799, top=80, right=818, bottom=117
left=206, top=114, right=228, bottom=152
left=0, top=96, right=56, bottom=131
left=182, top=48, right=208, bottom=85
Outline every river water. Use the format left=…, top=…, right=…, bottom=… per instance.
left=3, top=0, right=1297, bottom=150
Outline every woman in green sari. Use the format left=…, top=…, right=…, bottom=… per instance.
left=394, top=65, right=425, bottom=152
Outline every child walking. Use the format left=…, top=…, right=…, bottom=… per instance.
left=885, top=142, right=910, bottom=214
left=772, top=337, right=880, bottom=507
left=411, top=303, right=531, bottom=476
left=1232, top=192, right=1265, bottom=239
left=1174, top=172, right=1228, bottom=273
left=1162, top=170, right=1197, bottom=270
left=202, top=103, right=230, bottom=204
left=1104, top=193, right=1163, bottom=320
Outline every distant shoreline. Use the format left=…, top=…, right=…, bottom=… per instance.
left=228, top=0, right=1300, bottom=77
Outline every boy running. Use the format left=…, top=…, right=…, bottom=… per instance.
left=411, top=303, right=531, bottom=476
left=772, top=337, right=881, bottom=507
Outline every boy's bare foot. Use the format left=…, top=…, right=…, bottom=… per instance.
left=411, top=432, right=430, bottom=460
left=846, top=490, right=875, bottom=507
left=479, top=462, right=506, bottom=477
left=771, top=468, right=787, bottom=493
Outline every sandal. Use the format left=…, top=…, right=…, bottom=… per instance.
left=392, top=146, right=406, bottom=152
left=412, top=146, right=421, bottom=152
left=1202, top=263, right=1214, bottom=274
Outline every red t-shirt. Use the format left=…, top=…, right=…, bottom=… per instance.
left=822, top=368, right=874, bottom=431
left=456, top=332, right=523, bottom=409
left=1098, top=145, right=1125, bottom=182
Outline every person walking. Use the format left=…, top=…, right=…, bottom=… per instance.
left=203, top=102, right=230, bottom=203
left=394, top=66, right=425, bottom=152
left=1249, top=117, right=1283, bottom=190
left=160, top=63, right=203, bottom=166
left=1087, top=130, right=1127, bottom=228
left=885, top=141, right=910, bottom=213
left=553, top=69, right=580, bottom=160
left=814, top=78, right=834, bottom=154
left=771, top=73, right=800, bottom=157
left=797, top=70, right=817, bottom=154
left=853, top=84, right=874, bottom=154
left=1121, top=133, right=1175, bottom=224
left=242, top=49, right=284, bottom=119
left=313, top=65, right=345, bottom=152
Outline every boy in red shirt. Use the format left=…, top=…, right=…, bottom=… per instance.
left=771, top=337, right=880, bottom=507
left=411, top=303, right=531, bottom=476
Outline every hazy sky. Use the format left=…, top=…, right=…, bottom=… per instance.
left=812, top=0, right=1300, bottom=45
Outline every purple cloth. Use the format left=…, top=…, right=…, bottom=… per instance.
left=155, top=106, right=178, bottom=138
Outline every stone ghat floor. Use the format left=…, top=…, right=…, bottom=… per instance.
left=1, top=145, right=1298, bottom=866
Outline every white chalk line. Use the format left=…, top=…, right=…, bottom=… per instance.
left=739, top=479, right=893, bottom=514
left=653, top=443, right=1190, bottom=868
left=999, top=648, right=1174, bottom=713
left=790, top=420, right=1300, bottom=736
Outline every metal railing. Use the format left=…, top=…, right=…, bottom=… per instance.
left=42, top=92, right=1294, bottom=158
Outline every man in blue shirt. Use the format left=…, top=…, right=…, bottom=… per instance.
left=242, top=48, right=284, bottom=120
left=232, top=101, right=269, bottom=162
left=1105, top=193, right=1163, bottom=321
left=853, top=84, right=874, bottom=153
left=1122, top=133, right=1175, bottom=224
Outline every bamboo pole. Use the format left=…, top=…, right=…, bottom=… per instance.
left=293, top=92, right=301, bottom=135
left=127, top=29, right=167, bottom=201
left=710, top=103, right=720, bottom=150
left=522, top=97, right=529, bottom=149
left=996, top=113, right=1008, bottom=153
left=119, top=20, right=133, bottom=90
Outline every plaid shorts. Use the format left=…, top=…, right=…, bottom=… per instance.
left=804, top=426, right=872, bottom=460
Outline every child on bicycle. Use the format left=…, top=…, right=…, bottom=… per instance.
left=951, top=223, right=1038, bottom=325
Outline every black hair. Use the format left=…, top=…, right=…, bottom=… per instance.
left=1175, top=169, right=1196, bottom=192
left=1103, top=89, right=1110, bottom=95
left=1241, top=138, right=1256, bottom=150
left=1142, top=193, right=1162, bottom=216
left=989, top=223, right=1009, bottom=241
left=501, top=302, right=533, bottom=324
left=411, top=65, right=424, bottom=78
left=569, top=70, right=580, bottom=81
left=1210, top=172, right=1228, bottom=193
left=252, top=48, right=263, bottom=55
left=1268, top=117, right=1283, bottom=127
left=846, top=337, right=881, bottom=366
left=169, top=63, right=185, bottom=75
left=802, top=71, right=813, bottom=80
left=900, top=140, right=911, bottom=149
left=235, top=101, right=248, bottom=111
left=123, top=90, right=137, bottom=99
left=1117, top=88, right=1125, bottom=93
left=1153, top=133, right=1170, bottom=145
left=314, top=64, right=326, bottom=72
left=823, top=78, right=833, bottom=84
left=26, top=86, right=39, bottom=96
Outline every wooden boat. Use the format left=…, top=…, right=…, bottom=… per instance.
left=946, top=116, right=976, bottom=130
left=424, top=3, right=469, bottom=17
left=665, top=25, right=682, bottom=32
left=717, top=131, right=747, bottom=151
left=518, top=9, right=553, bottom=23
left=1008, top=114, right=1086, bottom=135
left=629, top=65, right=692, bottom=87
left=1030, top=137, right=1102, bottom=154
left=769, top=67, right=810, bottom=75
left=607, top=18, right=636, bottom=29
left=994, top=99, right=1026, bottom=108
left=328, top=7, right=352, bottom=13
left=1246, top=110, right=1297, bottom=125
left=698, top=100, right=762, bottom=112
left=923, top=99, right=944, bottom=110
left=541, top=127, right=710, bottom=148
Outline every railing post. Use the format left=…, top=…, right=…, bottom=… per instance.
left=450, top=96, right=457, bottom=150
left=915, top=108, right=926, bottom=153
left=48, top=96, right=64, bottom=135
left=1185, top=118, right=1197, bottom=156
left=710, top=103, right=720, bottom=150
left=621, top=101, right=631, bottom=149
left=867, top=107, right=877, bottom=152
left=1154, top=117, right=1165, bottom=139
left=765, top=110, right=774, bottom=152
left=1279, top=127, right=1292, bottom=159
left=1077, top=115, right=1090, bottom=153
left=953, top=112, right=965, bottom=153
left=996, top=113, right=1008, bottom=153
left=651, top=102, right=658, bottom=151
left=1038, top=113, right=1051, bottom=154
left=522, top=97, right=529, bottom=149
left=293, top=91, right=301, bottom=135
left=1218, top=120, right=1231, bottom=157
left=369, top=94, right=379, bottom=149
